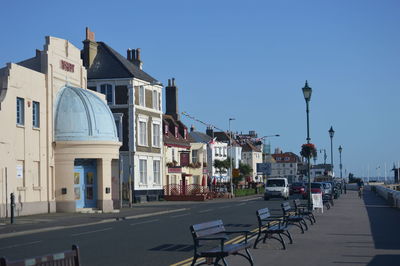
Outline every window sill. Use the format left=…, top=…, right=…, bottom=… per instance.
left=17, top=186, right=27, bottom=191
left=32, top=127, right=40, bottom=131
left=16, top=124, right=25, bottom=128
left=33, top=186, right=42, bottom=191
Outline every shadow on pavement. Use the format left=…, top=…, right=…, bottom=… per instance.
left=367, top=254, right=400, bottom=266
left=363, top=189, right=400, bottom=250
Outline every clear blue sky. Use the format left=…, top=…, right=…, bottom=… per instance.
left=1, top=0, right=399, bottom=179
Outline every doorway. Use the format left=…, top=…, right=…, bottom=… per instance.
left=74, top=159, right=97, bottom=208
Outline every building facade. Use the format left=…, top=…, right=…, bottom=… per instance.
left=271, top=151, right=301, bottom=183
left=241, top=142, right=263, bottom=182
left=0, top=35, right=121, bottom=217
left=82, top=28, right=163, bottom=202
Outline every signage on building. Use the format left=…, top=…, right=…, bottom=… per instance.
left=16, top=165, right=23, bottom=179
left=60, top=60, right=75, bottom=73
left=256, top=163, right=271, bottom=175
left=168, top=167, right=182, bottom=173
left=180, top=152, right=190, bottom=167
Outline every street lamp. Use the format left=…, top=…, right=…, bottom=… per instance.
left=329, top=126, right=335, bottom=177
left=229, top=118, right=235, bottom=197
left=302, top=80, right=312, bottom=210
left=338, top=145, right=343, bottom=179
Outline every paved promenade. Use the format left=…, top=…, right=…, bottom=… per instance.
left=226, top=188, right=400, bottom=266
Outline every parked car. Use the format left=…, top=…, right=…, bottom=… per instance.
left=290, top=182, right=307, bottom=198
left=309, top=182, right=324, bottom=196
left=264, top=178, right=289, bottom=200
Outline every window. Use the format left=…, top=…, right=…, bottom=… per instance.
left=174, top=127, right=178, bottom=138
left=193, top=175, right=200, bottom=184
left=192, top=150, right=199, bottom=163
left=184, top=128, right=187, bottom=139
left=172, top=149, right=175, bottom=161
left=113, top=113, right=123, bottom=142
left=152, top=123, right=160, bottom=147
left=152, top=90, right=158, bottom=109
left=164, top=124, right=169, bottom=135
left=100, top=84, right=113, bottom=104
left=16, top=97, right=24, bottom=125
left=139, top=86, right=145, bottom=106
left=139, top=159, right=147, bottom=184
left=139, top=120, right=147, bottom=146
left=32, top=101, right=40, bottom=128
left=171, top=175, right=177, bottom=185
left=153, top=160, right=160, bottom=184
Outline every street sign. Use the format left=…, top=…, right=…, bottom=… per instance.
left=256, top=163, right=271, bottom=175
left=232, top=168, right=240, bottom=178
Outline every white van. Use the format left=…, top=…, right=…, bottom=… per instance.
left=264, top=177, right=289, bottom=200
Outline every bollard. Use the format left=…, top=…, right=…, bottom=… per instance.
left=10, top=193, right=15, bottom=224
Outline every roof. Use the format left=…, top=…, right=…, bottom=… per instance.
left=86, top=42, right=158, bottom=83
left=189, top=131, right=212, bottom=144
left=241, top=142, right=261, bottom=152
left=214, top=131, right=240, bottom=147
left=272, top=152, right=300, bottom=163
left=54, top=86, right=119, bottom=142
left=163, top=114, right=190, bottom=148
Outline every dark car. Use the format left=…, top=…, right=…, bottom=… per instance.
left=290, top=182, right=307, bottom=198
left=310, top=182, right=324, bottom=195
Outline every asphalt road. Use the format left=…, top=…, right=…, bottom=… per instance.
left=0, top=195, right=301, bottom=266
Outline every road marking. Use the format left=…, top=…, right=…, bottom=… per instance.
left=71, top=227, right=112, bottom=237
left=238, top=197, right=261, bottom=202
left=130, top=219, right=159, bottom=226
left=0, top=208, right=189, bottom=240
left=125, top=208, right=189, bottom=220
left=198, top=209, right=213, bottom=213
left=0, top=240, right=42, bottom=250
left=236, top=203, right=246, bottom=206
left=170, top=213, right=190, bottom=218
left=218, top=206, right=230, bottom=209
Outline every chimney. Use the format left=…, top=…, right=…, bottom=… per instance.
left=206, top=126, right=214, bottom=138
left=127, top=49, right=132, bottom=61
left=165, top=78, right=179, bottom=121
left=190, top=125, right=195, bottom=132
left=82, top=27, right=98, bottom=69
left=132, top=48, right=143, bottom=69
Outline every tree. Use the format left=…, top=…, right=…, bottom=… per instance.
left=213, top=159, right=230, bottom=182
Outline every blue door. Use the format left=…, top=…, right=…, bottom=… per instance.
left=74, top=159, right=97, bottom=208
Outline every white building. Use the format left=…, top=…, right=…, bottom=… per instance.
left=241, top=142, right=263, bottom=182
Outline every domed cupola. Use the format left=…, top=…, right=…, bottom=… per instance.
left=54, top=86, right=118, bottom=142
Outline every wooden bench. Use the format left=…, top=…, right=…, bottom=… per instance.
left=0, top=245, right=80, bottom=266
left=281, top=201, right=308, bottom=233
left=253, top=207, right=293, bottom=250
left=293, top=199, right=316, bottom=224
left=190, top=220, right=253, bottom=266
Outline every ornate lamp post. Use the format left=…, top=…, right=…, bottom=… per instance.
left=302, top=81, right=312, bottom=210
left=329, top=126, right=335, bottom=177
left=338, top=145, right=343, bottom=179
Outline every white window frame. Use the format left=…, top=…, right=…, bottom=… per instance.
left=152, top=90, right=158, bottom=110
left=153, top=159, right=161, bottom=185
left=16, top=97, right=24, bottom=126
left=139, top=159, right=147, bottom=184
left=113, top=113, right=123, bottom=142
left=152, top=121, right=161, bottom=148
left=99, top=83, right=114, bottom=105
left=138, top=116, right=148, bottom=146
left=32, top=101, right=40, bottom=128
left=139, top=86, right=145, bottom=106
left=192, top=150, right=199, bottom=163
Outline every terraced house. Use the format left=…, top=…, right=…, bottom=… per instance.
left=82, top=28, right=163, bottom=203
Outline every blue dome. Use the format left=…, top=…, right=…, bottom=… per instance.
left=54, top=86, right=118, bottom=142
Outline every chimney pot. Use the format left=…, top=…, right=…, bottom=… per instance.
left=127, top=49, right=131, bottom=61
left=136, top=48, right=141, bottom=61
left=168, top=79, right=171, bottom=87
left=172, top=78, right=175, bottom=86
